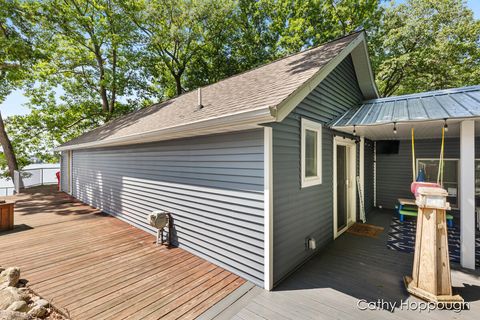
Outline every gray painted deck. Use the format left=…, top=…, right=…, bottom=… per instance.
left=211, top=209, right=480, bottom=320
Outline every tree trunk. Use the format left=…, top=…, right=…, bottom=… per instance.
left=0, top=112, right=18, bottom=180
left=175, top=74, right=183, bottom=96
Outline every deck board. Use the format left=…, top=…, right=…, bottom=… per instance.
left=0, top=186, right=245, bottom=319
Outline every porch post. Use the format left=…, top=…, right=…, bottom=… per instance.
left=460, top=120, right=476, bottom=269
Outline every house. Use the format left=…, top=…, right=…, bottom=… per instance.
left=56, top=31, right=479, bottom=290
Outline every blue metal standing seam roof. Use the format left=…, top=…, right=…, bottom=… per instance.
left=332, top=85, right=480, bottom=127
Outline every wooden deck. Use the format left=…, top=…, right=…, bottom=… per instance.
left=0, top=186, right=245, bottom=319
left=212, top=209, right=480, bottom=320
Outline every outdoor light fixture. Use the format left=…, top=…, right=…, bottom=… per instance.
left=444, top=119, right=449, bottom=132
left=393, top=122, right=397, bottom=134
left=353, top=125, right=357, bottom=136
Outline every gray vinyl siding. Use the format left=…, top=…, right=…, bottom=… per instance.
left=60, top=151, right=69, bottom=193
left=69, top=129, right=265, bottom=286
left=376, top=137, right=480, bottom=209
left=364, top=139, right=375, bottom=214
left=272, top=55, right=364, bottom=284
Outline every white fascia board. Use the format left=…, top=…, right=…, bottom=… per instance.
left=275, top=32, right=377, bottom=122
left=350, top=37, right=379, bottom=99
left=55, top=106, right=275, bottom=151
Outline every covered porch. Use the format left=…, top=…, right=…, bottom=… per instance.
left=333, top=86, right=480, bottom=270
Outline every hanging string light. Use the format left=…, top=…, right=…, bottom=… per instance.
left=353, top=125, right=357, bottom=136
left=393, top=122, right=397, bottom=134
left=444, top=119, right=448, bottom=132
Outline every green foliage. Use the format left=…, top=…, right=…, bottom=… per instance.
left=0, top=0, right=37, bottom=102
left=121, top=0, right=238, bottom=97
left=29, top=0, right=148, bottom=116
left=269, top=0, right=382, bottom=54
left=370, top=0, right=480, bottom=96
left=3, top=0, right=151, bottom=164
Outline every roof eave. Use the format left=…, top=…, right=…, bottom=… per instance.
left=55, top=106, right=276, bottom=152
left=350, top=32, right=379, bottom=99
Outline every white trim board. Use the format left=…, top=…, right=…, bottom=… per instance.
left=56, top=106, right=275, bottom=151
left=460, top=120, right=476, bottom=269
left=301, top=118, right=323, bottom=188
left=263, top=126, right=273, bottom=290
left=68, top=150, right=73, bottom=195
left=333, top=137, right=357, bottom=239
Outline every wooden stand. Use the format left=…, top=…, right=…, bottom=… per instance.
left=404, top=187, right=463, bottom=303
left=0, top=201, right=15, bottom=231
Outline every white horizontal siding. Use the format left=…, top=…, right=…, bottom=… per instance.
left=69, top=129, right=265, bottom=285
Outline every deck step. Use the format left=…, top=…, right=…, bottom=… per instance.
left=197, top=281, right=260, bottom=320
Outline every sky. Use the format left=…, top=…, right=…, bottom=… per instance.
left=1, top=0, right=479, bottom=117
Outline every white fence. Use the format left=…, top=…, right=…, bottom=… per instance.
left=0, top=186, right=14, bottom=196
left=13, top=166, right=60, bottom=193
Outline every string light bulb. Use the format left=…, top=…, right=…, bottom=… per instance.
left=393, top=122, right=397, bottom=135
left=444, top=119, right=448, bottom=132
left=353, top=125, right=357, bottom=136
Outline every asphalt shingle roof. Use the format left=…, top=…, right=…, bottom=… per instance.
left=60, top=32, right=362, bottom=148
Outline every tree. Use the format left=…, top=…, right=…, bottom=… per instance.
left=0, top=0, right=153, bottom=166
left=155, top=0, right=383, bottom=93
left=0, top=0, right=37, bottom=178
left=370, top=0, right=480, bottom=97
left=122, top=0, right=237, bottom=98
left=31, top=0, right=147, bottom=121
left=265, top=0, right=382, bottom=54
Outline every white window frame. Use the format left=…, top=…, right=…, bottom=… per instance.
left=301, top=118, right=322, bottom=188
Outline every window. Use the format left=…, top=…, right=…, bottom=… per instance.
left=301, top=118, right=322, bottom=188
left=417, top=159, right=459, bottom=208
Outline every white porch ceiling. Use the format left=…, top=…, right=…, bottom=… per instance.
left=333, top=118, right=480, bottom=140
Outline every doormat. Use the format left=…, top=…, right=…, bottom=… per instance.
left=386, top=215, right=480, bottom=267
left=347, top=223, right=384, bottom=238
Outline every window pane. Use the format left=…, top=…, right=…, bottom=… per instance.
left=305, top=129, right=317, bottom=177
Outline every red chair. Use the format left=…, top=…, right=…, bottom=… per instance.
left=56, top=171, right=61, bottom=191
